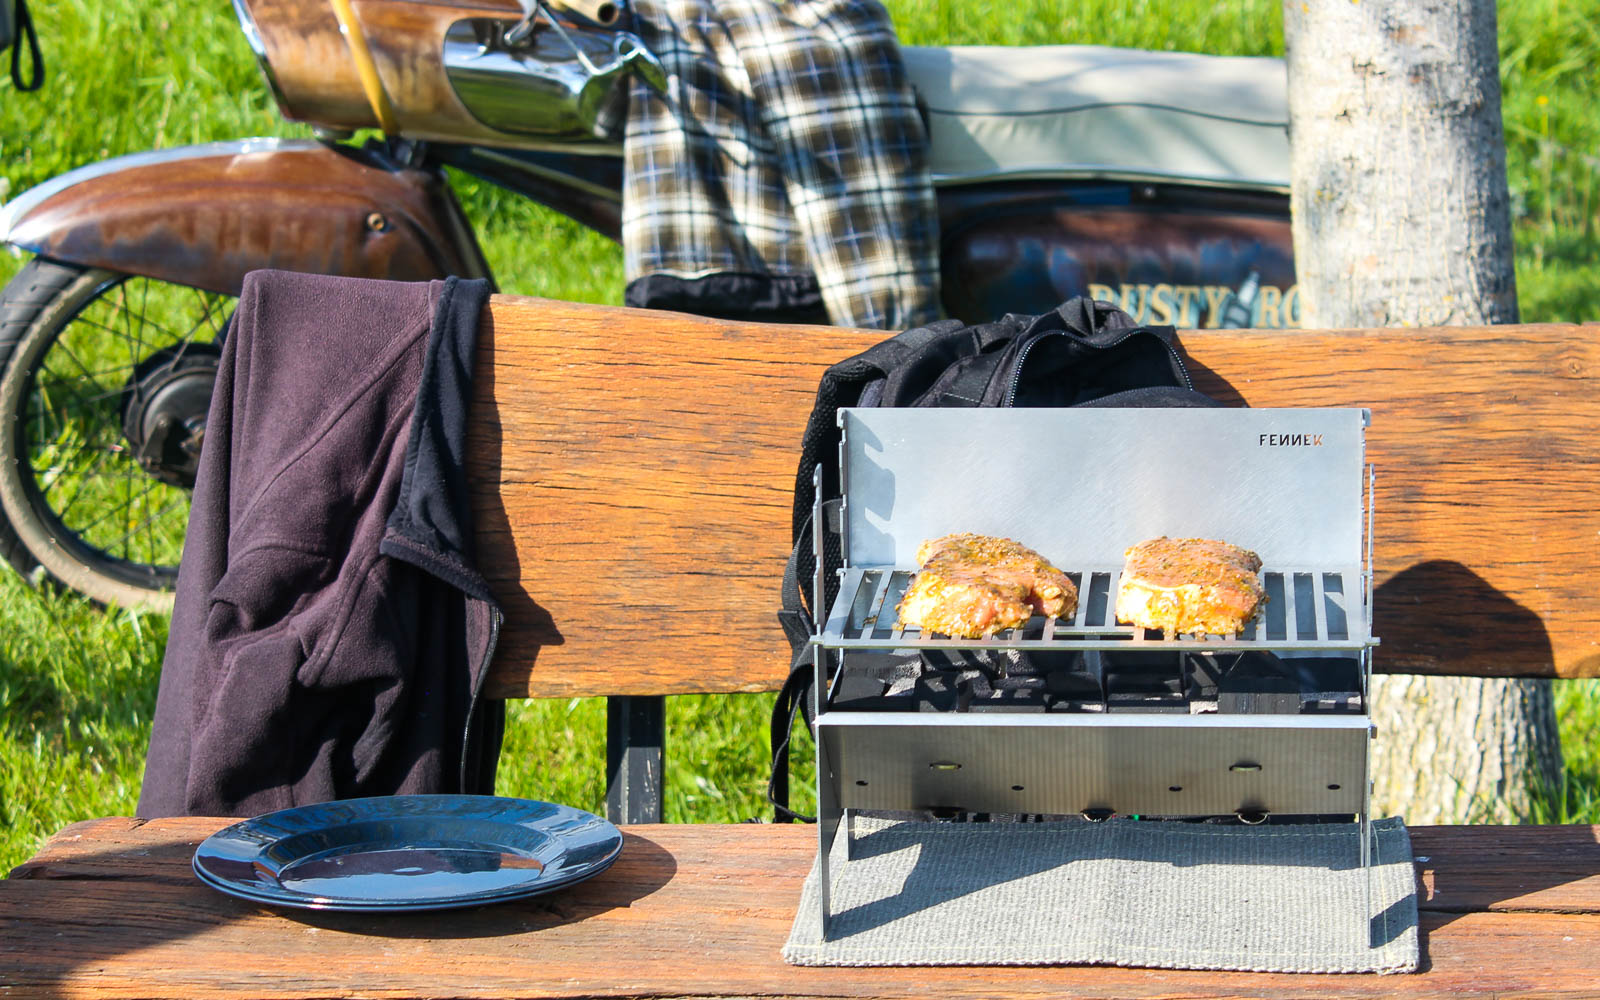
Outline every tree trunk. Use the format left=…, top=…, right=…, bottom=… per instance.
left=1282, top=0, right=1562, bottom=822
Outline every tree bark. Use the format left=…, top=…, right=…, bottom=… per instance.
left=1282, top=0, right=1562, bottom=822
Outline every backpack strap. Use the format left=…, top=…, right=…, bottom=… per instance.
left=10, top=0, right=42, bottom=92
left=766, top=654, right=819, bottom=823
left=775, top=319, right=977, bottom=823
left=771, top=530, right=809, bottom=822
left=774, top=499, right=841, bottom=821
left=777, top=510, right=817, bottom=660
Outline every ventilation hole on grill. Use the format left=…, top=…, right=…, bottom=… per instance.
left=1293, top=572, right=1317, bottom=639
left=1327, top=783, right=1341, bottom=790
left=849, top=570, right=885, bottom=638
left=1261, top=573, right=1286, bottom=641
left=855, top=780, right=868, bottom=786
left=1168, top=785, right=1183, bottom=792
left=1011, top=784, right=1024, bottom=792
left=1084, top=573, right=1112, bottom=626
left=1322, top=573, right=1350, bottom=639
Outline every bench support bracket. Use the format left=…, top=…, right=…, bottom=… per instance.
left=606, top=695, right=665, bottom=823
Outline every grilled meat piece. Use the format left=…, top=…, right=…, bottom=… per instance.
left=897, top=533, right=1078, bottom=638
left=1115, top=536, right=1265, bottom=636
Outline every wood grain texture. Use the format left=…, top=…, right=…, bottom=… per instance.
left=469, top=298, right=877, bottom=699
left=4, top=818, right=1599, bottom=1000
left=1179, top=324, right=1598, bottom=680
left=471, top=298, right=1600, bottom=697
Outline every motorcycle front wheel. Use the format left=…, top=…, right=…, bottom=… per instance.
left=0, top=258, right=233, bottom=611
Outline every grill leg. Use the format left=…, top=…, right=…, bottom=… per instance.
left=606, top=695, right=664, bottom=824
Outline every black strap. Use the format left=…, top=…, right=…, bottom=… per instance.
left=778, top=510, right=817, bottom=649
left=772, top=509, right=820, bottom=822
left=10, top=0, right=42, bottom=92
left=766, top=660, right=816, bottom=823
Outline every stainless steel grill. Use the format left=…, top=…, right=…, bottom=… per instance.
left=805, top=406, right=1380, bottom=938
left=823, top=565, right=1370, bottom=651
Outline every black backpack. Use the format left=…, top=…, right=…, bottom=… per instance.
left=769, top=296, right=1218, bottom=821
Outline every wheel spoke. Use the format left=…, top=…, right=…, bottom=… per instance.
left=4, top=265, right=233, bottom=592
left=30, top=358, right=127, bottom=412
left=186, top=287, right=222, bottom=345
left=115, top=283, right=139, bottom=373
left=102, top=280, right=185, bottom=346
left=28, top=373, right=121, bottom=456
left=41, top=441, right=119, bottom=522
left=105, top=494, right=187, bottom=561
left=139, top=277, right=152, bottom=360
left=61, top=469, right=151, bottom=539
left=39, top=354, right=161, bottom=384
left=37, top=322, right=111, bottom=384
left=33, top=378, right=126, bottom=409
left=64, top=312, right=154, bottom=349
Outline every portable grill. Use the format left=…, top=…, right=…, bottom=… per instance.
left=805, top=407, right=1379, bottom=936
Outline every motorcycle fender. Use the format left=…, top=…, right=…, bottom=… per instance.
left=0, top=138, right=491, bottom=296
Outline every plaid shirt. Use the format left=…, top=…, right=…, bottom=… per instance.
left=606, top=0, right=941, bottom=330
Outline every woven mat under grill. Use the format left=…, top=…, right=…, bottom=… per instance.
left=782, top=815, right=1418, bottom=974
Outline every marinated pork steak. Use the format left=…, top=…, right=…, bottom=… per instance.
left=1115, top=536, right=1265, bottom=636
left=897, top=533, right=1078, bottom=638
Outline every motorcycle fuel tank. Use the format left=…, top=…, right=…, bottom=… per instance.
left=235, top=0, right=629, bottom=152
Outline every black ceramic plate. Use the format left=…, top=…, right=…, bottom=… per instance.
left=192, top=795, right=623, bottom=912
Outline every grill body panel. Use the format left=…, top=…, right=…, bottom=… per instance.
left=822, top=713, right=1369, bottom=818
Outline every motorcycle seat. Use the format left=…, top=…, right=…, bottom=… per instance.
left=901, top=45, right=1288, bottom=191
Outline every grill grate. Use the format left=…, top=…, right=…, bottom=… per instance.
left=819, top=565, right=1374, bottom=652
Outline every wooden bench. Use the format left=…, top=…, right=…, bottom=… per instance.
left=4, top=299, right=1599, bottom=996
left=4, top=816, right=1598, bottom=997
left=470, top=297, right=1600, bottom=821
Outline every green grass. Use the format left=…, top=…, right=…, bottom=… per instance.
left=1499, top=0, right=1600, bottom=321
left=2, top=0, right=1598, bottom=873
left=1534, top=680, right=1600, bottom=825
left=0, top=571, right=167, bottom=867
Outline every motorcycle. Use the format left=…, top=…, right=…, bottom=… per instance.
left=0, top=0, right=1296, bottom=610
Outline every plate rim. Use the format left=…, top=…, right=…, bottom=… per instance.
left=191, top=794, right=623, bottom=912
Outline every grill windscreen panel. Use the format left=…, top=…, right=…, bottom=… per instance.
left=838, top=407, right=1367, bottom=570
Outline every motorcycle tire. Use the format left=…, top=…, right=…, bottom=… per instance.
left=0, top=258, right=234, bottom=611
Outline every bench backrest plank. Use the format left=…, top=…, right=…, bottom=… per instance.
left=469, top=299, right=1599, bottom=697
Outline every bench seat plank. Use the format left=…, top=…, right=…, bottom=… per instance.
left=15, top=818, right=1599, bottom=915
left=471, top=299, right=1599, bottom=696
left=4, top=818, right=1599, bottom=999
